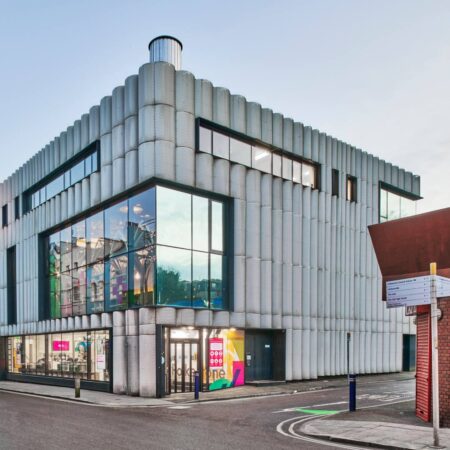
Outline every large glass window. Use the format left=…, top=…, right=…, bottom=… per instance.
left=106, top=255, right=128, bottom=311
left=129, top=247, right=155, bottom=307
left=129, top=190, right=156, bottom=251
left=157, top=187, right=191, bottom=249
left=157, top=246, right=192, bottom=307
left=46, top=185, right=227, bottom=316
left=87, top=262, right=105, bottom=314
left=105, top=201, right=128, bottom=257
left=379, top=187, right=417, bottom=222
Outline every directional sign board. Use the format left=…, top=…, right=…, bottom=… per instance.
left=436, top=275, right=450, bottom=298
left=386, top=276, right=431, bottom=308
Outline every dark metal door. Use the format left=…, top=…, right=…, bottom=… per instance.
left=245, top=332, right=273, bottom=381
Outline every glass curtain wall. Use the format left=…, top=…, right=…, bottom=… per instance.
left=46, top=185, right=226, bottom=317
left=379, top=187, right=417, bottom=222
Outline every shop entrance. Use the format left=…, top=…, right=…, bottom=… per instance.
left=167, top=329, right=200, bottom=394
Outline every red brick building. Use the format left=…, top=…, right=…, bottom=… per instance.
left=369, top=207, right=450, bottom=427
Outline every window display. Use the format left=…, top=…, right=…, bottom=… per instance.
left=8, top=331, right=110, bottom=382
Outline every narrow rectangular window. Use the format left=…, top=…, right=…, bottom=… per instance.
left=346, top=176, right=357, bottom=202
left=14, top=196, right=20, bottom=220
left=7, top=246, right=17, bottom=325
left=2, top=204, right=8, bottom=228
left=332, top=169, right=339, bottom=197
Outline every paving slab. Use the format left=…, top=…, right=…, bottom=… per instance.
left=301, top=419, right=450, bottom=449
left=0, top=381, right=173, bottom=407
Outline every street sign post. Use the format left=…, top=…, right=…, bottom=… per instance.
left=385, top=270, right=449, bottom=448
left=386, top=276, right=432, bottom=308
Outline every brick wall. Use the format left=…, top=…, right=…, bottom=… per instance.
left=438, top=299, right=450, bottom=428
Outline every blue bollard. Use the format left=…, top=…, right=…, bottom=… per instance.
left=349, top=373, right=356, bottom=411
left=194, top=371, right=200, bottom=400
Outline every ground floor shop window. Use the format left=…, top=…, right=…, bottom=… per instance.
left=7, top=330, right=110, bottom=382
left=165, top=327, right=245, bottom=394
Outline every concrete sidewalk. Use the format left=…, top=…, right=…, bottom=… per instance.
left=299, top=398, right=449, bottom=450
left=302, top=419, right=450, bottom=450
left=0, top=372, right=414, bottom=407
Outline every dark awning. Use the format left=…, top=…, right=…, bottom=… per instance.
left=368, top=207, right=450, bottom=300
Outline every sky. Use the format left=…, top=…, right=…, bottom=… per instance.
left=0, top=0, right=449, bottom=213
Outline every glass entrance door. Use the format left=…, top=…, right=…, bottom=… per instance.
left=169, top=341, right=198, bottom=393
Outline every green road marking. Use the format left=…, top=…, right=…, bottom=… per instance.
left=295, top=408, right=339, bottom=415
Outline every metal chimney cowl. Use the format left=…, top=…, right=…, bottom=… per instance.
left=148, top=35, right=183, bottom=70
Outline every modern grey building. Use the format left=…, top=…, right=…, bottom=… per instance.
left=0, top=36, right=420, bottom=397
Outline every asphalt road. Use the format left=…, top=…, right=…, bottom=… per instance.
left=0, top=377, right=415, bottom=450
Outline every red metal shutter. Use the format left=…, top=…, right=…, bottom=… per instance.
left=416, top=312, right=431, bottom=422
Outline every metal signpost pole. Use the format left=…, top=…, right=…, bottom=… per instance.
left=346, top=332, right=351, bottom=381
left=429, top=263, right=441, bottom=449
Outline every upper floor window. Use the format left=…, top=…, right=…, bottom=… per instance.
left=198, top=121, right=319, bottom=189
left=332, top=169, right=339, bottom=197
left=346, top=176, right=357, bottom=202
left=14, top=196, right=20, bottom=220
left=45, top=185, right=228, bottom=319
left=24, top=142, right=99, bottom=214
left=2, top=204, right=8, bottom=228
left=379, top=186, right=417, bottom=223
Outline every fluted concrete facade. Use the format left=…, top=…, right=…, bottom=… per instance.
left=0, top=59, right=420, bottom=396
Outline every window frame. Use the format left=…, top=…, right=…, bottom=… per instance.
left=378, top=182, right=421, bottom=223
left=40, top=180, right=232, bottom=319
left=346, top=175, right=357, bottom=202
left=332, top=169, right=339, bottom=197
left=196, top=118, right=321, bottom=191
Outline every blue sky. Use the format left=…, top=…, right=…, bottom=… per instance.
left=1, top=0, right=449, bottom=212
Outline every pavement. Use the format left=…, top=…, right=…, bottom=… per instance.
left=1, top=372, right=448, bottom=449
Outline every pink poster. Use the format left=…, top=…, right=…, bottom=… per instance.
left=209, top=338, right=223, bottom=368
left=53, top=340, right=70, bottom=351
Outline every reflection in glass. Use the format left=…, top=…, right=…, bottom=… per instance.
left=272, top=154, right=282, bottom=177
left=72, top=266, right=86, bottom=316
left=49, top=232, right=60, bottom=275
left=400, top=197, right=416, bottom=218
left=105, top=201, right=128, bottom=257
left=50, top=273, right=61, bottom=319
left=156, top=246, right=192, bottom=307
left=72, top=221, right=86, bottom=269
left=70, top=160, right=85, bottom=185
left=193, top=196, right=209, bottom=252
left=87, top=262, right=105, bottom=314
left=61, top=272, right=72, bottom=317
left=157, top=187, right=191, bottom=249
left=36, top=335, right=46, bottom=375
left=73, top=332, right=88, bottom=378
left=106, top=255, right=128, bottom=311
left=24, top=335, right=36, bottom=374
left=210, top=254, right=224, bottom=309
left=252, top=146, right=271, bottom=173
left=282, top=157, right=292, bottom=180
left=60, top=227, right=72, bottom=273
left=129, top=189, right=156, bottom=250
left=211, top=201, right=223, bottom=252
left=8, top=336, right=23, bottom=373
left=302, top=163, right=315, bottom=188
left=199, top=127, right=212, bottom=153
left=87, top=212, right=104, bottom=264
left=230, top=138, right=251, bottom=166
left=130, top=248, right=155, bottom=307
left=193, top=251, right=209, bottom=308
left=380, top=188, right=388, bottom=219
left=213, top=132, right=229, bottom=159
left=387, top=191, right=400, bottom=220
left=293, top=161, right=301, bottom=184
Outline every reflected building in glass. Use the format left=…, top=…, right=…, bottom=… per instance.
left=0, top=36, right=421, bottom=397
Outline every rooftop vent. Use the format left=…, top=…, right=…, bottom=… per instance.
left=148, top=35, right=183, bottom=70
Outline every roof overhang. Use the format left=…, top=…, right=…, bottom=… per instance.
left=368, top=207, right=450, bottom=300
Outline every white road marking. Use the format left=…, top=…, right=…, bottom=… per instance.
left=168, top=405, right=192, bottom=409
left=273, top=401, right=347, bottom=413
